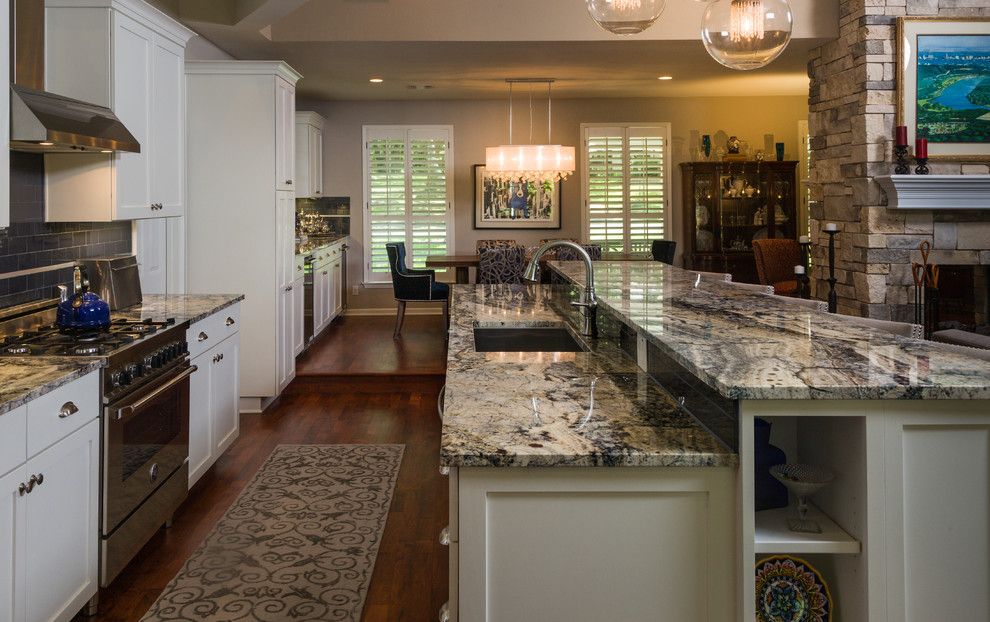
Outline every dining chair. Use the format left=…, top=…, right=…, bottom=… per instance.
left=651, top=240, right=677, bottom=265
left=386, top=242, right=449, bottom=339
left=477, top=245, right=527, bottom=285
left=752, top=239, right=800, bottom=296
left=555, top=244, right=603, bottom=261
left=476, top=239, right=519, bottom=252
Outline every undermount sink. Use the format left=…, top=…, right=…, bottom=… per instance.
left=473, top=326, right=586, bottom=353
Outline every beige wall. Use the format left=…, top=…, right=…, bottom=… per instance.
left=298, top=96, right=809, bottom=311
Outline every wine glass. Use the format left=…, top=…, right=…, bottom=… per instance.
left=770, top=464, right=835, bottom=534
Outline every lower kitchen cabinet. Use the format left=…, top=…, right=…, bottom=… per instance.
left=187, top=307, right=242, bottom=489
left=277, top=284, right=296, bottom=394
left=0, top=396, right=100, bottom=622
left=331, top=256, right=344, bottom=318
left=292, top=276, right=305, bottom=356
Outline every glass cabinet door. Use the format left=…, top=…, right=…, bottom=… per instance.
left=718, top=165, right=765, bottom=253
left=767, top=168, right=796, bottom=239
left=692, top=171, right=717, bottom=254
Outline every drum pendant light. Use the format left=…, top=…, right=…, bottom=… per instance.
left=485, top=80, right=575, bottom=184
left=701, top=0, right=793, bottom=70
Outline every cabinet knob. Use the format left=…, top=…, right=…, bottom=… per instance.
left=439, top=526, right=450, bottom=546
left=225, top=316, right=236, bottom=326
left=439, top=602, right=450, bottom=622
left=198, top=331, right=209, bottom=342
left=59, top=401, right=79, bottom=419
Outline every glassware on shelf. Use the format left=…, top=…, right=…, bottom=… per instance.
left=770, top=464, right=835, bottom=534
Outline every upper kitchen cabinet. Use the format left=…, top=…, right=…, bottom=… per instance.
left=294, top=112, right=325, bottom=199
left=186, top=61, right=302, bottom=412
left=43, top=0, right=193, bottom=222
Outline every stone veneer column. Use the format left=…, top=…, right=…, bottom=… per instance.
left=808, top=0, right=990, bottom=321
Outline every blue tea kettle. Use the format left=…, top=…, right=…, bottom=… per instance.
left=57, top=267, right=111, bottom=331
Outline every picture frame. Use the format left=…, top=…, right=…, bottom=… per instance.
left=897, top=17, right=990, bottom=161
left=473, top=164, right=562, bottom=230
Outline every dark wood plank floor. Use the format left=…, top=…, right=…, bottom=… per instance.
left=296, top=315, right=447, bottom=377
left=86, top=316, right=448, bottom=622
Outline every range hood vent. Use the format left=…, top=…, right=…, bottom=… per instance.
left=9, top=0, right=140, bottom=153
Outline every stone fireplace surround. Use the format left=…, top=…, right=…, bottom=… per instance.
left=807, top=0, right=990, bottom=324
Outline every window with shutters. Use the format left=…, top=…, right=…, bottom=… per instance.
left=363, top=126, right=454, bottom=284
left=582, top=124, right=670, bottom=256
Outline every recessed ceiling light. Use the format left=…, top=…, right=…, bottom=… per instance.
left=657, top=76, right=674, bottom=80
left=369, top=77, right=383, bottom=83
left=38, top=141, right=54, bottom=146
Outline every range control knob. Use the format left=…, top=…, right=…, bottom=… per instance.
left=126, top=363, right=141, bottom=379
left=110, top=372, right=124, bottom=387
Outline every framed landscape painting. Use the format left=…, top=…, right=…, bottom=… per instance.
left=473, top=164, right=562, bottom=229
left=898, top=17, right=990, bottom=161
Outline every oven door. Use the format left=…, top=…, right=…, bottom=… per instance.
left=103, top=363, right=194, bottom=534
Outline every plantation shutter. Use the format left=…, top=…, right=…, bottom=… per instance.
left=364, top=126, right=452, bottom=283
left=585, top=128, right=626, bottom=255
left=583, top=125, right=669, bottom=256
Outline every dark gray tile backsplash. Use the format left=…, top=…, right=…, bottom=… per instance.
left=0, top=152, right=132, bottom=309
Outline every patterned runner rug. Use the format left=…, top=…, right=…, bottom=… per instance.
left=142, top=444, right=405, bottom=622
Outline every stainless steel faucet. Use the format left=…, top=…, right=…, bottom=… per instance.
left=523, top=241, right=598, bottom=337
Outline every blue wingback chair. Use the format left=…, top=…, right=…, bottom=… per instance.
left=386, top=242, right=449, bottom=338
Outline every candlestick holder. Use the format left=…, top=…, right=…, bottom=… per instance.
left=825, top=229, right=838, bottom=313
left=914, top=156, right=930, bottom=175
left=894, top=145, right=910, bottom=175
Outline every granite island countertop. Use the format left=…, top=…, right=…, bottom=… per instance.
left=114, top=294, right=245, bottom=325
left=440, top=283, right=737, bottom=469
left=0, top=357, right=104, bottom=416
left=551, top=261, right=990, bottom=401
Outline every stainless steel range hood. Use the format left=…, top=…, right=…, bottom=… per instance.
left=9, top=0, right=140, bottom=153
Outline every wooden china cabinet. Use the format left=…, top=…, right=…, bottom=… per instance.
left=680, top=161, right=799, bottom=284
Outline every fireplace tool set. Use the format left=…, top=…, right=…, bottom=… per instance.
left=912, top=240, right=940, bottom=339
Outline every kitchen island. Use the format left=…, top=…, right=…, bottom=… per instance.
left=441, top=261, right=990, bottom=622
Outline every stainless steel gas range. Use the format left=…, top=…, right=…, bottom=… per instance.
left=0, top=306, right=193, bottom=586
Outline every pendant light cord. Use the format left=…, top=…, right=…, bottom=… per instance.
left=508, top=81, right=513, bottom=145
left=529, top=84, right=533, bottom=144
left=547, top=81, right=552, bottom=144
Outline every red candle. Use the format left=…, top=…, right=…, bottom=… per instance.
left=895, top=125, right=908, bottom=146
left=915, top=138, right=928, bottom=159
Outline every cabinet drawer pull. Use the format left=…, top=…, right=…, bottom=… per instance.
left=285, top=179, right=293, bottom=185
left=285, top=285, right=293, bottom=292
left=18, top=482, right=26, bottom=496
left=439, top=466, right=450, bottom=476
left=439, top=526, right=450, bottom=546
left=20, top=474, right=43, bottom=496
left=225, top=316, right=236, bottom=327
left=322, top=271, right=328, bottom=275
left=59, top=401, right=79, bottom=419
left=198, top=331, right=209, bottom=342
left=439, top=602, right=450, bottom=622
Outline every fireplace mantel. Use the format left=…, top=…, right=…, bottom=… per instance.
left=877, top=175, right=990, bottom=210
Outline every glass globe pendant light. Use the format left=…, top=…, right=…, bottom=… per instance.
left=701, top=0, right=793, bottom=70
left=587, top=0, right=666, bottom=35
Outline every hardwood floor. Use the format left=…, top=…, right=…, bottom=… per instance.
left=85, top=318, right=448, bottom=622
left=296, top=315, right=448, bottom=377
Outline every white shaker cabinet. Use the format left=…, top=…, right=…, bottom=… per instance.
left=187, top=305, right=242, bottom=489
left=44, top=0, right=193, bottom=221
left=186, top=61, right=301, bottom=411
left=0, top=372, right=101, bottom=622
left=294, top=112, right=325, bottom=199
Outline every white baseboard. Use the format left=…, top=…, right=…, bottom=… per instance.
left=345, top=306, right=443, bottom=317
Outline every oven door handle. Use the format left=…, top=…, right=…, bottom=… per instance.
left=115, top=365, right=198, bottom=421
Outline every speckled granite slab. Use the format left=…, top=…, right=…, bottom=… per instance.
left=0, top=358, right=104, bottom=416
left=441, top=283, right=736, bottom=468
left=551, top=261, right=990, bottom=401
left=297, top=234, right=347, bottom=256
left=115, top=294, right=244, bottom=325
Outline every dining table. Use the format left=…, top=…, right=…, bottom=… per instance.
left=425, top=254, right=479, bottom=284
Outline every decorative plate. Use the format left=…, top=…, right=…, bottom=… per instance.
left=755, top=555, right=832, bottom=622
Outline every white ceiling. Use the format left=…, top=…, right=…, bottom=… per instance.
left=151, top=0, right=836, bottom=100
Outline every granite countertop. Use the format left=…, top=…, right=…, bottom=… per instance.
left=115, top=294, right=245, bottom=325
left=440, top=283, right=737, bottom=469
left=296, top=234, right=347, bottom=256
left=0, top=358, right=104, bottom=416
left=551, top=261, right=990, bottom=401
